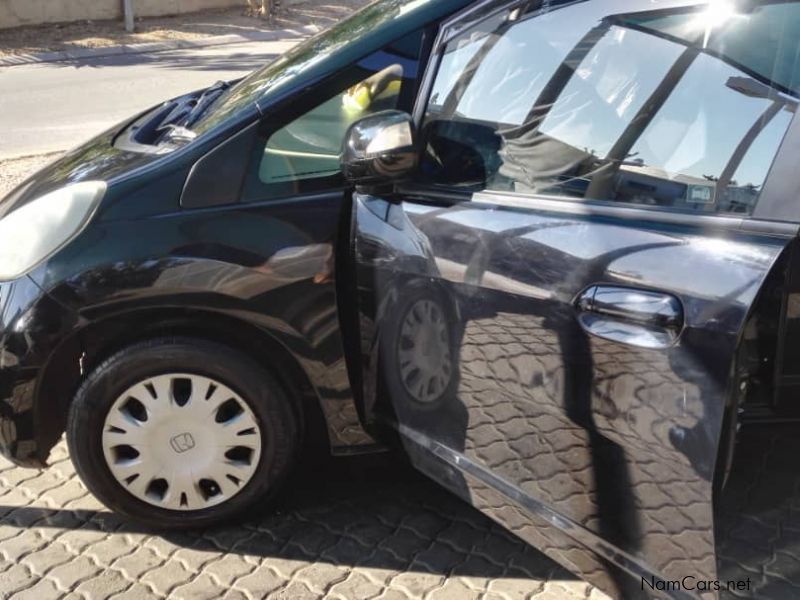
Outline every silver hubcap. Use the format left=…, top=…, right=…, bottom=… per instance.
left=101, top=373, right=262, bottom=511
left=398, top=299, right=453, bottom=404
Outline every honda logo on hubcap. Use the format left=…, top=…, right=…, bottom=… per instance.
left=169, top=432, right=195, bottom=453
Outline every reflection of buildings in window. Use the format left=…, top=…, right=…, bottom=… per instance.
left=514, top=7, right=797, bottom=212
left=429, top=2, right=800, bottom=215
left=613, top=73, right=798, bottom=212
left=616, top=164, right=751, bottom=212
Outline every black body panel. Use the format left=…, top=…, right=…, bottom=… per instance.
left=353, top=190, right=792, bottom=597
left=0, top=276, right=81, bottom=466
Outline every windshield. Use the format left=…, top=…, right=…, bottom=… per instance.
left=192, top=0, right=438, bottom=134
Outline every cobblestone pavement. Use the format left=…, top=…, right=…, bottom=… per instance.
left=0, top=421, right=798, bottom=599
left=716, top=423, right=800, bottom=599
left=0, top=443, right=606, bottom=600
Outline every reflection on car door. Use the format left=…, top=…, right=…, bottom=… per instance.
left=354, top=1, right=800, bottom=597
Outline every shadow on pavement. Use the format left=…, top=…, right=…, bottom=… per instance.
left=57, top=49, right=282, bottom=72
left=3, top=426, right=798, bottom=595
left=0, top=451, right=579, bottom=583
left=717, top=423, right=800, bottom=599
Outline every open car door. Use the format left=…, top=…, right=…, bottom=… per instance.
left=352, top=1, right=800, bottom=597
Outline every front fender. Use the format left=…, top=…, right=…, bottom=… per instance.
left=0, top=275, right=82, bottom=467
left=27, top=251, right=375, bottom=459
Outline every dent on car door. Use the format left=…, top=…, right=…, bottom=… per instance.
left=354, top=1, right=800, bottom=597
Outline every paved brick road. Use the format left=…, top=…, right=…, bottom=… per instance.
left=0, top=426, right=798, bottom=599
left=716, top=424, right=800, bottom=599
left=0, top=443, right=606, bottom=600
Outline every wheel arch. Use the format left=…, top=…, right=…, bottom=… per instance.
left=713, top=245, right=789, bottom=501
left=34, top=306, right=332, bottom=463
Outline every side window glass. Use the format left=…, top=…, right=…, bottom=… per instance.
left=260, top=64, right=405, bottom=185
left=245, top=30, right=423, bottom=201
left=421, top=2, right=800, bottom=215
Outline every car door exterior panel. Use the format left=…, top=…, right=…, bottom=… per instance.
left=356, top=191, right=793, bottom=596
left=353, top=1, right=800, bottom=597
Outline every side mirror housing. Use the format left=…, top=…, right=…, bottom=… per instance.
left=341, top=110, right=417, bottom=186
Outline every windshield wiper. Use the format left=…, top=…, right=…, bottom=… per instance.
left=159, top=124, right=197, bottom=145
left=183, top=80, right=232, bottom=128
left=149, top=80, right=231, bottom=147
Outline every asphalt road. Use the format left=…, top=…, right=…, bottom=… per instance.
left=0, top=40, right=299, bottom=160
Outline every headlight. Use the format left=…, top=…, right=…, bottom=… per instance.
left=0, top=181, right=106, bottom=281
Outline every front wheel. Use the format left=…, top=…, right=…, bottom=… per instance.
left=67, top=337, right=299, bottom=529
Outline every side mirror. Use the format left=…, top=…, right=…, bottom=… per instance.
left=341, top=110, right=417, bottom=186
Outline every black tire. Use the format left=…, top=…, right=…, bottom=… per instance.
left=67, top=337, right=299, bottom=529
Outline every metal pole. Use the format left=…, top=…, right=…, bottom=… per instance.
left=123, top=0, right=135, bottom=32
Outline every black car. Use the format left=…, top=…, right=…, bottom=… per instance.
left=2, top=0, right=800, bottom=597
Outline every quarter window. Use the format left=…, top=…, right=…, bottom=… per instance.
left=260, top=63, right=406, bottom=186
left=243, top=30, right=424, bottom=201
left=421, top=1, right=800, bottom=215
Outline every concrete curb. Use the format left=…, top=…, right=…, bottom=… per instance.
left=0, top=24, right=318, bottom=67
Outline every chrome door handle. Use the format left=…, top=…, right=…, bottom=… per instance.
left=575, top=285, right=684, bottom=349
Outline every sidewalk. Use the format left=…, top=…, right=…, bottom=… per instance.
left=0, top=1, right=369, bottom=65
left=0, top=25, right=317, bottom=67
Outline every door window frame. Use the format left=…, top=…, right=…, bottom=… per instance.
left=402, top=0, right=800, bottom=231
left=240, top=25, right=437, bottom=205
